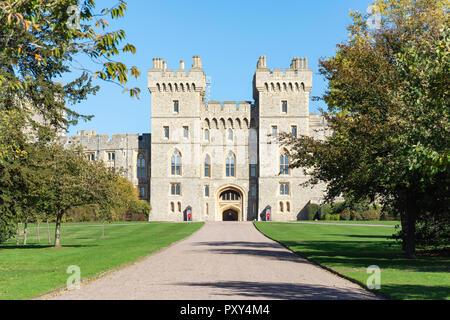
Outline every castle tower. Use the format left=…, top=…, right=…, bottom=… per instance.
left=254, top=56, right=318, bottom=221
left=148, top=56, right=207, bottom=221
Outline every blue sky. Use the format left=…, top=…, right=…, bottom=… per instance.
left=67, top=0, right=374, bottom=136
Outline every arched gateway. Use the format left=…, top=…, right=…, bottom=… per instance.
left=216, top=185, right=244, bottom=221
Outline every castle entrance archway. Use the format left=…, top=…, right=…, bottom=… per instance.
left=216, top=185, right=244, bottom=222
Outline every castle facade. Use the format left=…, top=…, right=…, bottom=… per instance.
left=148, top=56, right=328, bottom=222
left=61, top=56, right=328, bottom=222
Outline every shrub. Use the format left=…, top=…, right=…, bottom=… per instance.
left=324, top=213, right=332, bottom=221
left=361, top=210, right=381, bottom=221
left=307, top=204, right=320, bottom=220
left=351, top=211, right=363, bottom=221
left=340, top=209, right=352, bottom=221
left=319, top=204, right=333, bottom=220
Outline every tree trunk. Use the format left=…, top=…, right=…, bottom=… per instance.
left=47, top=220, right=51, bottom=244
left=403, top=194, right=418, bottom=258
left=37, top=222, right=40, bottom=244
left=16, top=223, right=19, bottom=246
left=54, top=214, right=62, bottom=248
left=23, top=220, right=28, bottom=246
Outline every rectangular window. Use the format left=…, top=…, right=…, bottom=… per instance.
left=139, top=187, right=145, bottom=199
left=250, top=164, right=257, bottom=177
left=291, top=126, right=297, bottom=138
left=183, top=126, right=189, bottom=138
left=108, top=152, right=115, bottom=161
left=171, top=183, right=181, bottom=196
left=164, top=126, right=169, bottom=139
left=205, top=185, right=210, bottom=197
left=272, top=126, right=278, bottom=137
left=86, top=153, right=95, bottom=161
left=280, top=183, right=290, bottom=195
left=174, top=101, right=179, bottom=113
left=282, top=101, right=288, bottom=113
left=251, top=185, right=256, bottom=197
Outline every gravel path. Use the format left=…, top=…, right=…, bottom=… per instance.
left=44, top=222, right=378, bottom=300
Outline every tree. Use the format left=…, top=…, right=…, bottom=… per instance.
left=281, top=0, right=449, bottom=257
left=0, top=0, right=141, bottom=244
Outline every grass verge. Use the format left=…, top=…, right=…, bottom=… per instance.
left=254, top=222, right=449, bottom=300
left=0, top=221, right=204, bottom=300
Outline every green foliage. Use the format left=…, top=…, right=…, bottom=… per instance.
left=361, top=210, right=381, bottom=221
left=306, top=203, right=319, bottom=220
left=281, top=0, right=449, bottom=256
left=340, top=209, right=352, bottom=221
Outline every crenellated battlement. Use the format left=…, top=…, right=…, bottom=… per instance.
left=204, top=101, right=252, bottom=114
left=254, top=56, right=313, bottom=94
left=148, top=56, right=206, bottom=93
left=59, top=131, right=151, bottom=151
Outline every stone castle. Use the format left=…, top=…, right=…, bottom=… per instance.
left=62, top=56, right=329, bottom=222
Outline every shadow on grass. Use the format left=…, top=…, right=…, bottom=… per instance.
left=176, top=281, right=377, bottom=300
left=381, top=284, right=450, bottom=300
left=281, top=241, right=450, bottom=273
left=328, top=234, right=393, bottom=240
left=0, top=244, right=98, bottom=250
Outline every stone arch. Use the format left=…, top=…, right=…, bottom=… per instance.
left=180, top=83, right=184, bottom=92
left=186, top=83, right=190, bottom=91
left=163, top=83, right=167, bottom=92
left=295, top=82, right=300, bottom=91
left=220, top=118, right=226, bottom=129
left=212, top=118, right=218, bottom=129
left=243, top=118, right=249, bottom=129
left=301, top=82, right=306, bottom=91
left=227, top=118, right=234, bottom=129
left=271, top=83, right=275, bottom=91
left=192, top=83, right=196, bottom=91
left=289, top=82, right=293, bottom=91
left=283, top=83, right=287, bottom=91
left=168, top=83, right=173, bottom=92
left=215, top=184, right=246, bottom=222
left=156, top=83, right=161, bottom=92
left=174, top=83, right=178, bottom=92
left=235, top=118, right=241, bottom=129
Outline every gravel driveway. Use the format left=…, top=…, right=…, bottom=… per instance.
left=44, top=222, right=378, bottom=300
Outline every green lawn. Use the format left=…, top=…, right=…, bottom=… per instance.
left=294, top=220, right=401, bottom=226
left=0, top=221, right=204, bottom=300
left=254, top=222, right=450, bottom=300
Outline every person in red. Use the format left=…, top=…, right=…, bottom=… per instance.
left=188, top=212, right=192, bottom=221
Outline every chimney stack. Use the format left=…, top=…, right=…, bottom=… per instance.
left=192, top=56, right=202, bottom=69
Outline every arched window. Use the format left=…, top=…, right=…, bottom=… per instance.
left=137, top=154, right=145, bottom=178
left=171, top=150, right=182, bottom=176
left=280, top=150, right=289, bottom=175
left=204, top=129, right=210, bottom=141
left=178, top=202, right=182, bottom=213
left=220, top=190, right=241, bottom=201
left=280, top=201, right=284, bottom=212
left=227, top=129, right=233, bottom=141
left=286, top=201, right=291, bottom=212
left=226, top=152, right=235, bottom=177
left=204, top=155, right=211, bottom=178
left=170, top=202, right=175, bottom=213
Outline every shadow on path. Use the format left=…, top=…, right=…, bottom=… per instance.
left=176, top=281, right=376, bottom=300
